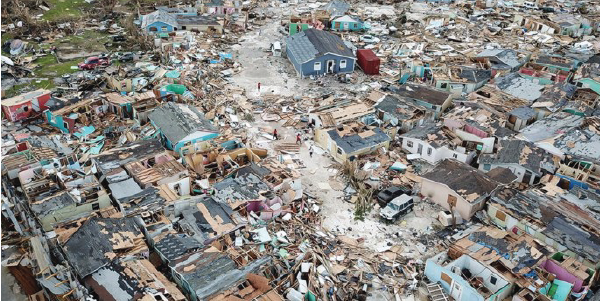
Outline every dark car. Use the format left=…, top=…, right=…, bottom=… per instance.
left=112, top=35, right=126, bottom=42
left=118, top=52, right=135, bottom=62
left=376, top=186, right=412, bottom=208
left=78, top=56, right=110, bottom=70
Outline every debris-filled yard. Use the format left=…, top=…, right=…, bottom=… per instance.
left=1, top=0, right=600, bottom=300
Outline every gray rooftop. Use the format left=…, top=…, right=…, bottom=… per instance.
left=213, top=173, right=271, bottom=204
left=285, top=29, right=354, bottom=64
left=155, top=233, right=204, bottom=262
left=508, top=106, right=536, bottom=119
left=479, top=139, right=554, bottom=174
left=323, top=0, right=350, bottom=17
left=476, top=49, right=524, bottom=69
left=495, top=73, right=544, bottom=102
left=149, top=102, right=218, bottom=145
left=390, top=83, right=451, bottom=106
left=328, top=127, right=390, bottom=154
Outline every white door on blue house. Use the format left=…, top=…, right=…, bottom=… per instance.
left=343, top=22, right=349, bottom=30
left=451, top=280, right=463, bottom=300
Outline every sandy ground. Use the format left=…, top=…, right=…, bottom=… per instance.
left=230, top=8, right=442, bottom=261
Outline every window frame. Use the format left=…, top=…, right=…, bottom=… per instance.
left=314, top=61, right=322, bottom=71
left=407, top=140, right=413, bottom=148
left=340, top=59, right=347, bottom=69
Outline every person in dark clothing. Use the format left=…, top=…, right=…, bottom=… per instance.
left=273, top=128, right=278, bottom=140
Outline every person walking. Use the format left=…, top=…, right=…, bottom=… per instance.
left=273, top=128, right=278, bottom=140
left=296, top=133, right=302, bottom=145
left=309, top=145, right=314, bottom=157
left=258, top=82, right=261, bottom=92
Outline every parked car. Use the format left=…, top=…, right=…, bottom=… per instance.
left=112, top=35, right=126, bottom=42
left=360, top=35, right=380, bottom=44
left=376, top=186, right=411, bottom=208
left=78, top=56, right=110, bottom=70
left=380, top=195, right=414, bottom=221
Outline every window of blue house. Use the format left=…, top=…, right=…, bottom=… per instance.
left=314, top=62, right=321, bottom=71
left=161, top=26, right=168, bottom=31
left=353, top=23, right=358, bottom=28
left=340, top=60, right=347, bottom=68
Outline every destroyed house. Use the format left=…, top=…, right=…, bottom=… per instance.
left=86, top=258, right=186, bottom=301
left=123, top=153, right=191, bottom=196
left=493, top=73, right=544, bottom=103
left=323, top=0, right=350, bottom=19
left=474, top=49, right=531, bottom=75
left=420, top=159, right=503, bottom=220
left=531, top=82, right=577, bottom=117
left=153, top=232, right=204, bottom=264
left=93, top=139, right=166, bottom=181
left=517, top=112, right=585, bottom=145
left=388, top=83, right=453, bottom=118
left=165, top=196, right=241, bottom=243
left=548, top=14, right=593, bottom=37
left=213, top=172, right=272, bottom=205
left=519, top=62, right=573, bottom=85
left=432, top=67, right=492, bottom=95
left=44, top=98, right=105, bottom=134
left=307, top=102, right=374, bottom=129
left=443, top=104, right=512, bottom=153
left=574, top=54, right=600, bottom=96
left=425, top=251, right=512, bottom=301
left=315, top=124, right=390, bottom=163
left=149, top=102, right=219, bottom=153
left=60, top=217, right=147, bottom=278
left=2, top=146, right=57, bottom=180
left=400, top=123, right=477, bottom=165
left=479, top=139, right=555, bottom=185
left=200, top=0, right=244, bottom=15
left=1, top=89, right=52, bottom=122
left=441, top=226, right=594, bottom=301
left=285, top=28, right=356, bottom=78
left=169, top=248, right=271, bottom=300
left=488, top=187, right=600, bottom=269
left=552, top=119, right=600, bottom=191
left=373, top=94, right=436, bottom=133
left=28, top=172, right=112, bottom=231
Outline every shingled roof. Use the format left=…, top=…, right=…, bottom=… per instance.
left=421, top=159, right=501, bottom=202
left=285, top=29, right=354, bottom=64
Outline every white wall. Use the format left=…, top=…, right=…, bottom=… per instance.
left=402, top=137, right=473, bottom=164
left=166, top=177, right=191, bottom=196
left=420, top=179, right=483, bottom=220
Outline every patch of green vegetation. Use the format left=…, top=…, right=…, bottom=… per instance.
left=41, top=0, right=91, bottom=22
left=33, top=55, right=80, bottom=77
left=53, top=30, right=111, bottom=53
left=3, top=80, right=55, bottom=98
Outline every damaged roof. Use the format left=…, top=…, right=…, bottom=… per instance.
left=476, top=49, right=524, bottom=69
left=30, top=192, right=76, bottom=219
left=213, top=173, right=271, bottom=204
left=170, top=251, right=271, bottom=300
left=494, top=73, right=544, bottom=102
left=93, top=139, right=165, bottom=174
left=542, top=216, right=600, bottom=263
left=62, top=217, right=145, bottom=278
left=390, top=83, right=451, bottom=106
left=328, top=126, right=390, bottom=154
left=479, top=139, right=554, bottom=174
left=422, top=159, right=501, bottom=202
left=87, top=258, right=186, bottom=301
left=154, top=233, right=204, bottom=262
left=148, top=102, right=218, bottom=145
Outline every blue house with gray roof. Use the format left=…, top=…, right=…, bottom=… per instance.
left=148, top=102, right=219, bottom=153
left=285, top=29, right=355, bottom=78
left=141, top=10, right=179, bottom=33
